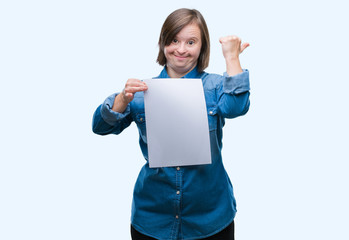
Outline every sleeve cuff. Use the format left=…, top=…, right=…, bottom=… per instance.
left=100, top=93, right=131, bottom=126
left=223, top=69, right=250, bottom=94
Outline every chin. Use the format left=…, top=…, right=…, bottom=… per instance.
left=176, top=66, right=191, bottom=73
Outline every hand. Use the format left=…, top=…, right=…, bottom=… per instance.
left=219, top=35, right=249, bottom=60
left=121, top=78, right=148, bottom=103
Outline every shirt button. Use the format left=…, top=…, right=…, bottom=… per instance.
left=176, top=191, right=180, bottom=195
left=175, top=215, right=179, bottom=219
left=209, top=111, right=213, bottom=115
left=177, top=167, right=180, bottom=171
left=140, top=118, right=143, bottom=122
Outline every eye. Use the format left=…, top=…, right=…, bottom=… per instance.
left=188, top=40, right=195, bottom=45
left=172, top=39, right=178, bottom=44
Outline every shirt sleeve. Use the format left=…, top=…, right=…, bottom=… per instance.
left=92, top=93, right=133, bottom=135
left=223, top=69, right=250, bottom=94
left=216, top=69, right=250, bottom=119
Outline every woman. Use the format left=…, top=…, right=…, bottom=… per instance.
left=92, top=8, right=250, bottom=240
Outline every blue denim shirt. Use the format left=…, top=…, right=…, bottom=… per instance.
left=92, top=67, right=250, bottom=240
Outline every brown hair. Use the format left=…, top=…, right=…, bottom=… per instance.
left=156, top=8, right=210, bottom=73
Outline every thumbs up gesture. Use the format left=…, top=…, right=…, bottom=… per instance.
left=219, top=35, right=249, bottom=60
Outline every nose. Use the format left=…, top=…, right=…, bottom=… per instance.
left=176, top=43, right=186, bottom=54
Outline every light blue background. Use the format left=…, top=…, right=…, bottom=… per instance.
left=1, top=0, right=348, bottom=239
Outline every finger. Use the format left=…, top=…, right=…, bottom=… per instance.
left=125, top=92, right=134, bottom=98
left=125, top=81, right=147, bottom=90
left=120, top=90, right=134, bottom=103
left=219, top=36, right=232, bottom=44
left=125, top=86, right=148, bottom=94
left=126, top=78, right=144, bottom=86
left=240, top=42, right=250, bottom=53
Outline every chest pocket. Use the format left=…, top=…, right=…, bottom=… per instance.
left=207, top=107, right=218, bottom=131
left=135, top=113, right=147, bottom=143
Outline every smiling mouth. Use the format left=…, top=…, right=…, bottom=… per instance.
left=174, top=55, right=187, bottom=59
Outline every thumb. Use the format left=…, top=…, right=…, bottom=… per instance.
left=122, top=89, right=134, bottom=102
left=240, top=42, right=250, bottom=53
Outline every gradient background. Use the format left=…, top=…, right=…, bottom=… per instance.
left=1, top=0, right=348, bottom=239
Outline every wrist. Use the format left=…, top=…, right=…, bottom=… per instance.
left=118, top=91, right=129, bottom=104
left=112, top=92, right=129, bottom=113
left=224, top=55, right=240, bottom=62
left=225, top=58, right=243, bottom=76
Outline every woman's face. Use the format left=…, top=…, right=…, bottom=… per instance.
left=164, top=23, right=202, bottom=78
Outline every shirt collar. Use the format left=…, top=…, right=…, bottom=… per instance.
left=156, top=66, right=203, bottom=79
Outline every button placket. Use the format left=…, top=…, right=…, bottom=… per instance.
left=175, top=166, right=182, bottom=222
left=170, top=167, right=182, bottom=239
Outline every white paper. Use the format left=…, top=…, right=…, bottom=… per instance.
left=143, top=78, right=211, bottom=168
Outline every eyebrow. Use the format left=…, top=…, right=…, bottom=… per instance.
left=175, top=36, right=200, bottom=41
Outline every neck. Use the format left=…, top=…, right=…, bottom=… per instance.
left=166, top=65, right=197, bottom=78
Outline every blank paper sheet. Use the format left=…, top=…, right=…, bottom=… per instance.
left=143, top=78, right=211, bottom=168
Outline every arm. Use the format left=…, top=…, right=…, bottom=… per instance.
left=217, top=36, right=250, bottom=118
left=92, top=78, right=148, bottom=135
left=219, top=35, right=249, bottom=76
left=92, top=93, right=133, bottom=135
left=112, top=78, right=147, bottom=113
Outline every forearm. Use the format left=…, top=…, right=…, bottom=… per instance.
left=112, top=92, right=129, bottom=113
left=225, top=57, right=243, bottom=76
left=92, top=105, right=116, bottom=135
left=92, top=93, right=133, bottom=135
